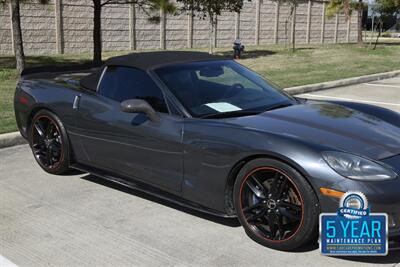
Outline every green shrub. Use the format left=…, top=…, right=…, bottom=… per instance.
left=381, top=32, right=392, bottom=38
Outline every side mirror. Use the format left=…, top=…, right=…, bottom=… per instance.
left=121, top=99, right=159, bottom=122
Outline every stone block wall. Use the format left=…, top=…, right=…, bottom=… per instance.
left=217, top=11, right=236, bottom=47
left=166, top=10, right=187, bottom=49
left=0, top=0, right=359, bottom=55
left=0, top=3, right=12, bottom=53
left=63, top=0, right=93, bottom=53
left=259, top=1, right=277, bottom=44
left=239, top=1, right=257, bottom=45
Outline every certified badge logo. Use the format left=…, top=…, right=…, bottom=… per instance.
left=320, top=191, right=388, bottom=256
left=338, top=192, right=369, bottom=219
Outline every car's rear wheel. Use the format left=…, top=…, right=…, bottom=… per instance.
left=29, top=110, right=70, bottom=174
left=234, top=158, right=319, bottom=251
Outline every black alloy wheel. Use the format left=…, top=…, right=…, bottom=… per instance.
left=30, top=110, right=70, bottom=174
left=234, top=158, right=320, bottom=251
left=240, top=167, right=303, bottom=241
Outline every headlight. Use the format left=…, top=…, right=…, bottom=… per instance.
left=322, top=151, right=398, bottom=181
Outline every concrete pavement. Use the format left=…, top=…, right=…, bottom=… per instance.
left=1, top=149, right=399, bottom=266
left=298, top=77, right=400, bottom=113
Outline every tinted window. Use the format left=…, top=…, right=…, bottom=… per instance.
left=98, top=66, right=168, bottom=113
left=155, top=60, right=293, bottom=117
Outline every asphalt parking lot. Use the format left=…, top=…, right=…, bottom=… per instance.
left=1, top=78, right=400, bottom=267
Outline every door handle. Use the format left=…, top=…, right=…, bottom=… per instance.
left=73, top=95, right=81, bottom=109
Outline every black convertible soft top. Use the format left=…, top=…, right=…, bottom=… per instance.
left=106, top=51, right=225, bottom=70
left=80, top=51, right=227, bottom=91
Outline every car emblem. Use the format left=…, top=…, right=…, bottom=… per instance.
left=266, top=199, right=277, bottom=209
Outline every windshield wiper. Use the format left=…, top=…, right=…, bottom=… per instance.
left=200, top=110, right=263, bottom=119
left=264, top=102, right=293, bottom=111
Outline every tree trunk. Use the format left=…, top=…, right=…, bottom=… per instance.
left=10, top=0, right=25, bottom=74
left=373, top=20, right=382, bottom=50
left=208, top=13, right=214, bottom=54
left=284, top=20, right=288, bottom=48
left=357, top=0, right=363, bottom=44
left=93, top=0, right=102, bottom=65
left=160, top=8, right=166, bottom=49
left=291, top=6, right=296, bottom=52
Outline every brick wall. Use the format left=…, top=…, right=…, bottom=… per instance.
left=0, top=0, right=359, bottom=55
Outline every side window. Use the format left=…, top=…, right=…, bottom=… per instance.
left=97, top=66, right=168, bottom=113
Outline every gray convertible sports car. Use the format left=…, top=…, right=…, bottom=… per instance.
left=14, top=51, right=400, bottom=250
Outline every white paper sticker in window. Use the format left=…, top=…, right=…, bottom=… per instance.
left=205, top=102, right=242, bottom=112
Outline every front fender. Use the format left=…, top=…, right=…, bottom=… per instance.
left=181, top=120, right=346, bottom=214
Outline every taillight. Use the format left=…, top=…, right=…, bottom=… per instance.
left=18, top=96, right=29, bottom=105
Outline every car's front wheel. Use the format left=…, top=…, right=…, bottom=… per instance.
left=29, top=110, right=71, bottom=174
left=234, top=158, right=319, bottom=251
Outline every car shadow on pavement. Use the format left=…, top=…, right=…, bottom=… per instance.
left=335, top=250, right=400, bottom=264
left=80, top=173, right=330, bottom=253
left=84, top=174, right=400, bottom=255
left=81, top=174, right=241, bottom=228
left=80, top=174, right=400, bottom=257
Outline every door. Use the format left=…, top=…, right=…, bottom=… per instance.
left=74, top=66, right=184, bottom=193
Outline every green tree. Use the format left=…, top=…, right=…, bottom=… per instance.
left=177, top=0, right=244, bottom=54
left=147, top=0, right=176, bottom=23
left=272, top=0, right=303, bottom=52
left=0, top=0, right=48, bottom=74
left=374, top=0, right=400, bottom=15
left=371, top=0, right=400, bottom=49
left=92, top=0, right=175, bottom=65
left=326, top=0, right=366, bottom=44
left=146, top=0, right=176, bottom=50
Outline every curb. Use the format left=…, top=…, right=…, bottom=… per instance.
left=284, top=69, right=400, bottom=95
left=0, top=132, right=27, bottom=149
left=1, top=69, right=399, bottom=149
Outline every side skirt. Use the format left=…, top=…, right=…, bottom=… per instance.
left=70, top=163, right=236, bottom=219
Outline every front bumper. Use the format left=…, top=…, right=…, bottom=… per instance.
left=319, top=186, right=400, bottom=250
left=317, top=154, right=400, bottom=248
left=320, top=191, right=400, bottom=237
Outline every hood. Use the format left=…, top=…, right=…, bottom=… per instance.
left=227, top=101, right=400, bottom=160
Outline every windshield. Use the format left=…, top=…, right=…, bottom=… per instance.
left=155, top=60, right=294, bottom=118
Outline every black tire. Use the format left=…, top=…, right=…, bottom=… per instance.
left=29, top=109, right=71, bottom=175
left=233, top=158, right=320, bottom=251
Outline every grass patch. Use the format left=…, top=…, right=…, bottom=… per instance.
left=1, top=42, right=400, bottom=134
left=229, top=43, right=400, bottom=88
